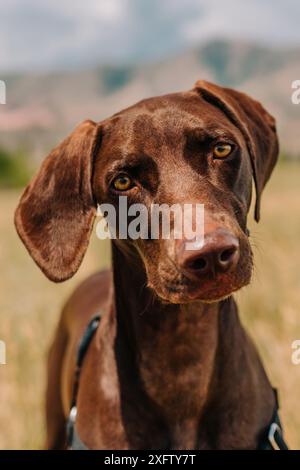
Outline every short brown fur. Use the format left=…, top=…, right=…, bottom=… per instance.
left=15, top=81, right=279, bottom=449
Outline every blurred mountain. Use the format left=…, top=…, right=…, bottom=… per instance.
left=1, top=38, right=300, bottom=159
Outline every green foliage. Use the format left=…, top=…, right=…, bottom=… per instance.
left=0, top=147, right=31, bottom=188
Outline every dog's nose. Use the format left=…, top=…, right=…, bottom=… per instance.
left=177, top=229, right=239, bottom=278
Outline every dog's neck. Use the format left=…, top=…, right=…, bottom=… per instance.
left=110, top=243, right=274, bottom=449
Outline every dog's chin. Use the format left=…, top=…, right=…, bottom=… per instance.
left=151, top=276, right=251, bottom=304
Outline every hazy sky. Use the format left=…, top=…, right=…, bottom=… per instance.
left=1, top=0, right=300, bottom=71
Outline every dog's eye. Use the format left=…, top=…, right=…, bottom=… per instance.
left=213, top=143, right=233, bottom=159
left=112, top=174, right=134, bottom=191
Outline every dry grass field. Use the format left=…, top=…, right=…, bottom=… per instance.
left=0, top=162, right=300, bottom=449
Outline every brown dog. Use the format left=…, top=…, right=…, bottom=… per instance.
left=15, top=80, right=281, bottom=450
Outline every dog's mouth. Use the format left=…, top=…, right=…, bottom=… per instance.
left=150, top=259, right=253, bottom=304
left=160, top=276, right=248, bottom=303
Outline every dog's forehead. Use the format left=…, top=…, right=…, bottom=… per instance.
left=103, top=91, right=241, bottom=150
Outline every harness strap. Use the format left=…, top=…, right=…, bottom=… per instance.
left=258, top=389, right=288, bottom=450
left=66, top=314, right=101, bottom=449
left=266, top=417, right=288, bottom=450
left=66, top=313, right=289, bottom=451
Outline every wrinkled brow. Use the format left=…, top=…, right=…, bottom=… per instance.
left=185, top=126, right=238, bottom=143
left=105, top=153, right=159, bottom=185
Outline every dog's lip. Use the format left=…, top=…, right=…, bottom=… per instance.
left=161, top=274, right=246, bottom=302
left=184, top=282, right=240, bottom=301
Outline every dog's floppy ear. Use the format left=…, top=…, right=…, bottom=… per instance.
left=194, top=80, right=279, bottom=221
left=15, top=120, right=101, bottom=282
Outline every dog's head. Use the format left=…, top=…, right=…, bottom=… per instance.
left=15, top=81, right=278, bottom=303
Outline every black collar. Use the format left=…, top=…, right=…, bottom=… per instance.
left=66, top=314, right=289, bottom=451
